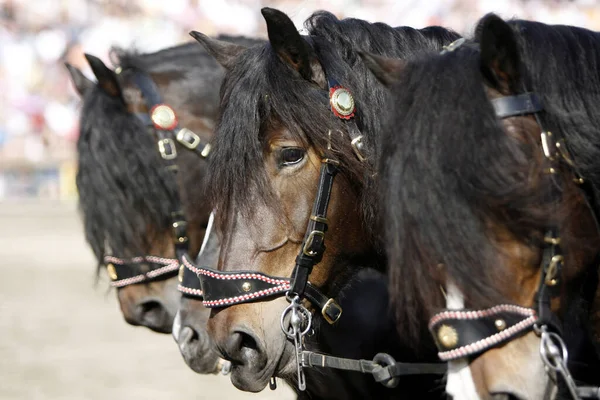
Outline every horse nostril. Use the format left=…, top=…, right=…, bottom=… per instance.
left=136, top=300, right=171, bottom=333
left=224, top=330, right=261, bottom=364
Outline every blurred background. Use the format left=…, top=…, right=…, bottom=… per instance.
left=1, top=0, right=599, bottom=399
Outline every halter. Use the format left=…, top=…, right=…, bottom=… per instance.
left=426, top=46, right=600, bottom=397
left=102, top=68, right=210, bottom=295
left=183, top=76, right=446, bottom=391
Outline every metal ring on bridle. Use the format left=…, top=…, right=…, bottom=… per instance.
left=539, top=330, right=569, bottom=371
left=280, top=299, right=312, bottom=339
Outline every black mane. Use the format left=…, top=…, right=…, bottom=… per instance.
left=207, top=11, right=459, bottom=248
left=381, top=17, right=600, bottom=341
left=76, top=39, right=252, bottom=266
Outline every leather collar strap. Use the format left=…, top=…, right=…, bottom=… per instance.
left=180, top=254, right=341, bottom=323
left=103, top=255, right=179, bottom=287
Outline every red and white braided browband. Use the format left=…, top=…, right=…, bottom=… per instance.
left=429, top=304, right=538, bottom=361
left=103, top=255, right=179, bottom=288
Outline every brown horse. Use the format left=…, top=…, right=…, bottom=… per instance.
left=66, top=43, right=218, bottom=338
left=184, top=8, right=458, bottom=398
left=369, top=14, right=600, bottom=399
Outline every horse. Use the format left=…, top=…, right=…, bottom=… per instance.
left=65, top=38, right=248, bottom=358
left=181, top=8, right=459, bottom=398
left=368, top=13, right=600, bottom=399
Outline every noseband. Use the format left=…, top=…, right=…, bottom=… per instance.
left=102, top=68, right=209, bottom=295
left=429, top=41, right=600, bottom=399
left=183, top=77, right=447, bottom=390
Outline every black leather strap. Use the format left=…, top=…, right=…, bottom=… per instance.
left=290, top=159, right=339, bottom=296
left=491, top=92, right=543, bottom=119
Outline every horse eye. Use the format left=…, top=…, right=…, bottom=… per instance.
left=280, top=147, right=305, bottom=166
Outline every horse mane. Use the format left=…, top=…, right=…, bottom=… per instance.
left=77, top=85, right=179, bottom=264
left=76, top=39, right=249, bottom=267
left=382, top=16, right=600, bottom=342
left=207, top=11, right=459, bottom=251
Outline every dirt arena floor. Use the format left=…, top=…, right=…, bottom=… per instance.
left=0, top=200, right=294, bottom=400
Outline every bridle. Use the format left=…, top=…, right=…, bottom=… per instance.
left=428, top=39, right=600, bottom=399
left=182, top=77, right=447, bottom=391
left=101, top=67, right=210, bottom=296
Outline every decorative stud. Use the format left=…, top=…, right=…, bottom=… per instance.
left=150, top=104, right=178, bottom=130
left=494, top=319, right=507, bottom=331
left=178, top=265, right=184, bottom=283
left=437, top=325, right=459, bottom=349
left=329, top=87, right=355, bottom=119
left=107, top=263, right=118, bottom=281
left=241, top=282, right=252, bottom=292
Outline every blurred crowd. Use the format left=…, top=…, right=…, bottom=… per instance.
left=1, top=0, right=600, bottom=198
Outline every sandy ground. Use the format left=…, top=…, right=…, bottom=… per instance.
left=0, top=200, right=295, bottom=400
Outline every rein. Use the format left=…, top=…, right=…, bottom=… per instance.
left=429, top=39, right=600, bottom=399
left=183, top=77, right=446, bottom=391
left=102, top=68, right=210, bottom=295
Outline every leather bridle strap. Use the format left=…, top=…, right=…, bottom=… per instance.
left=301, top=351, right=447, bottom=388
left=289, top=158, right=339, bottom=296
left=103, top=68, right=209, bottom=291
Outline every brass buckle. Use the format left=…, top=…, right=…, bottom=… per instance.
left=158, top=138, right=177, bottom=160
left=351, top=135, right=367, bottom=162
left=107, top=263, right=118, bottom=281
left=303, top=230, right=325, bottom=256
left=176, top=128, right=201, bottom=150
left=545, top=255, right=563, bottom=286
left=321, top=298, right=342, bottom=324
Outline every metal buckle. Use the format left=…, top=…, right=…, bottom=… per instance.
left=303, top=230, right=325, bottom=257
left=351, top=135, right=367, bottom=162
left=545, top=255, right=563, bottom=286
left=321, top=298, right=342, bottom=324
left=158, top=138, right=177, bottom=160
left=176, top=128, right=201, bottom=150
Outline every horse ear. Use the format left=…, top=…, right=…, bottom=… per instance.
left=84, top=53, right=124, bottom=100
left=64, top=62, right=95, bottom=96
left=261, top=7, right=326, bottom=87
left=359, top=51, right=406, bottom=87
left=476, top=13, right=522, bottom=92
left=189, top=31, right=247, bottom=70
